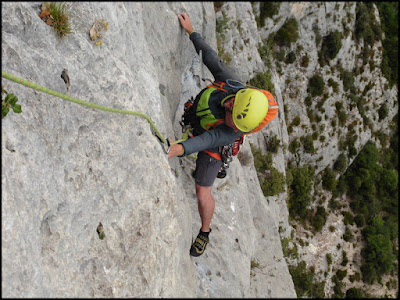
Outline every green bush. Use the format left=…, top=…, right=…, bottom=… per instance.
left=308, top=75, right=325, bottom=97
left=249, top=72, right=275, bottom=94
left=266, top=134, right=281, bottom=153
left=322, top=167, right=338, bottom=191
left=292, top=115, right=301, bottom=126
left=310, top=206, right=328, bottom=232
left=289, top=138, right=300, bottom=154
left=304, top=95, right=312, bottom=107
left=338, top=109, right=347, bottom=127
left=345, top=287, right=364, bottom=298
left=288, top=165, right=314, bottom=220
left=340, top=69, right=355, bottom=92
left=328, top=78, right=339, bottom=93
left=355, top=3, right=377, bottom=46
left=257, top=2, right=281, bottom=27
left=342, top=211, right=354, bottom=225
left=251, top=144, right=285, bottom=197
left=378, top=103, right=388, bottom=121
left=302, top=135, right=315, bottom=154
left=319, top=30, right=343, bottom=64
left=274, top=17, right=299, bottom=47
left=326, top=253, right=333, bottom=265
left=301, top=54, right=310, bottom=68
left=361, top=216, right=396, bottom=284
left=334, top=153, right=347, bottom=173
left=343, top=226, right=354, bottom=242
left=336, top=269, right=347, bottom=280
left=289, top=261, right=325, bottom=298
left=285, top=51, right=296, bottom=64
left=376, top=2, right=398, bottom=87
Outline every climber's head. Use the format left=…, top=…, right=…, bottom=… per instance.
left=227, top=89, right=268, bottom=132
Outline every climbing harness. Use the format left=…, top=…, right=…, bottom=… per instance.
left=1, top=71, right=187, bottom=154
left=179, top=79, right=246, bottom=174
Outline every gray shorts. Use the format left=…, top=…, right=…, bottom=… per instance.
left=194, top=151, right=222, bottom=187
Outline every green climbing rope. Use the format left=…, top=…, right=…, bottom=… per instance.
left=2, top=71, right=188, bottom=148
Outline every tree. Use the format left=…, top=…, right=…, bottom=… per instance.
left=308, top=75, right=325, bottom=97
left=345, top=287, right=364, bottom=298
left=288, top=166, right=314, bottom=219
left=274, top=18, right=299, bottom=47
left=322, top=167, right=337, bottom=191
left=334, top=153, right=347, bottom=173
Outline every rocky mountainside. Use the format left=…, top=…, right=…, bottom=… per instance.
left=2, top=2, right=397, bottom=298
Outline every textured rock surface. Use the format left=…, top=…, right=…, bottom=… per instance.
left=2, top=2, right=295, bottom=298
left=2, top=1, right=397, bottom=298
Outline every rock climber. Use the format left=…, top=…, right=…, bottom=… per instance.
left=168, top=12, right=278, bottom=257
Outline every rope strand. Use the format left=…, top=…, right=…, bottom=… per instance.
left=2, top=71, right=187, bottom=147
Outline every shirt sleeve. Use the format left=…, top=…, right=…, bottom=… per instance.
left=180, top=124, right=244, bottom=156
left=189, top=32, right=242, bottom=83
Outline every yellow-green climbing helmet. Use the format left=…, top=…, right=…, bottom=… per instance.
left=232, top=88, right=268, bottom=132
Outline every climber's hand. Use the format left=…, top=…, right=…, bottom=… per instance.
left=178, top=12, right=194, bottom=35
left=168, top=142, right=184, bottom=158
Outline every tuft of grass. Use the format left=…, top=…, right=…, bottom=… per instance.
left=48, top=2, right=73, bottom=39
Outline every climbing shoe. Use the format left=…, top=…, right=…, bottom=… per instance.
left=190, top=229, right=211, bottom=257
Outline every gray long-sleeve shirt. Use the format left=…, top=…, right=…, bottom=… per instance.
left=180, top=32, right=244, bottom=156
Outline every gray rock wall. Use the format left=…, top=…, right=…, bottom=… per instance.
left=2, top=2, right=295, bottom=298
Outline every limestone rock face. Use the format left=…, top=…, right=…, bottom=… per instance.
left=2, top=2, right=295, bottom=298
left=3, top=1, right=397, bottom=298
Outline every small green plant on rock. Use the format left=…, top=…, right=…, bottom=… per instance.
left=2, top=86, right=22, bottom=119
left=40, top=2, right=74, bottom=39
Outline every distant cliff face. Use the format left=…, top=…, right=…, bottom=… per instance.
left=215, top=2, right=397, bottom=298
left=2, top=2, right=295, bottom=298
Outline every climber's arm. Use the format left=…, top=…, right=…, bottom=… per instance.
left=178, top=12, right=241, bottom=82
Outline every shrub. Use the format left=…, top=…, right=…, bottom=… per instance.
left=375, top=2, right=398, bottom=87
left=328, top=78, right=339, bottom=93
left=308, top=75, right=325, bottom=97
left=319, top=30, right=343, bottom=64
left=338, top=109, right=347, bottom=127
left=257, top=2, right=281, bottom=27
left=286, top=51, right=296, bottom=64
left=378, top=103, right=388, bottom=121
left=340, top=69, right=355, bottom=92
left=343, top=226, right=354, bottom=242
left=336, top=269, right=347, bottom=280
left=361, top=216, right=396, bottom=284
left=289, top=261, right=325, bottom=298
left=249, top=72, right=275, bottom=94
left=345, top=287, right=364, bottom=298
left=250, top=144, right=285, bottom=197
left=305, top=95, right=312, bottom=107
left=322, top=167, right=337, bottom=191
left=266, top=134, right=281, bottom=153
left=292, top=115, right=301, bottom=126
left=274, top=18, right=299, bottom=47
left=341, top=251, right=349, bottom=266
left=288, top=165, right=314, bottom=220
left=310, top=206, right=328, bottom=232
left=302, top=135, right=315, bottom=154
left=334, top=153, right=347, bottom=173
left=301, top=54, right=310, bottom=68
left=326, top=253, right=332, bottom=265
left=289, top=138, right=300, bottom=154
